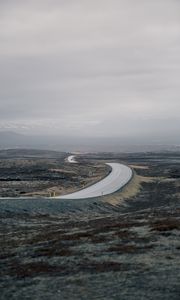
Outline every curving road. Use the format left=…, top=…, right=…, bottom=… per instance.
left=54, top=162, right=132, bottom=199
left=67, top=155, right=77, bottom=163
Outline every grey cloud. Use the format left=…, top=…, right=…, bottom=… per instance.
left=0, top=0, right=180, bottom=142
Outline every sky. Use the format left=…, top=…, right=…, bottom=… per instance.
left=0, top=0, right=180, bottom=143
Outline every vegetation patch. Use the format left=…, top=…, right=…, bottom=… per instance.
left=150, top=218, right=180, bottom=232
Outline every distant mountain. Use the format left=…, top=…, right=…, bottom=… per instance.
left=0, top=131, right=50, bottom=149
left=0, top=131, right=179, bottom=152
left=0, top=131, right=48, bottom=148
left=0, top=131, right=28, bottom=146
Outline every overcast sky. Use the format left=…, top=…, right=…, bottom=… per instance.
left=0, top=0, right=180, bottom=142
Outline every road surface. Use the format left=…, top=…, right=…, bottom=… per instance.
left=67, top=155, right=77, bottom=163
left=54, top=163, right=132, bottom=199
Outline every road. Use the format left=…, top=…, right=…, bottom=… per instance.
left=67, top=155, right=77, bottom=163
left=55, top=162, right=132, bottom=199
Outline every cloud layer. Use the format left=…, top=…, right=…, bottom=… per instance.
left=0, top=0, right=180, bottom=142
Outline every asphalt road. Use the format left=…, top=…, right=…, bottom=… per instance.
left=55, top=162, right=132, bottom=199
left=67, top=155, right=77, bottom=163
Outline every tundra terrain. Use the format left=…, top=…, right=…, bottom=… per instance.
left=0, top=150, right=180, bottom=300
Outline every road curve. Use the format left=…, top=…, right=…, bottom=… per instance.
left=54, top=163, right=132, bottom=199
left=67, top=155, right=77, bottom=163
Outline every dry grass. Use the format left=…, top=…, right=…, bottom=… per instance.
left=151, top=218, right=180, bottom=232
left=103, top=173, right=155, bottom=206
left=129, top=164, right=149, bottom=169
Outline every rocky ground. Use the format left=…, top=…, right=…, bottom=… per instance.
left=0, top=149, right=109, bottom=197
left=0, top=151, right=180, bottom=299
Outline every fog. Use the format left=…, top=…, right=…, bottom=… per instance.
left=0, top=0, right=180, bottom=144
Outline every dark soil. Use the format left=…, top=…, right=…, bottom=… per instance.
left=0, top=151, right=180, bottom=300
